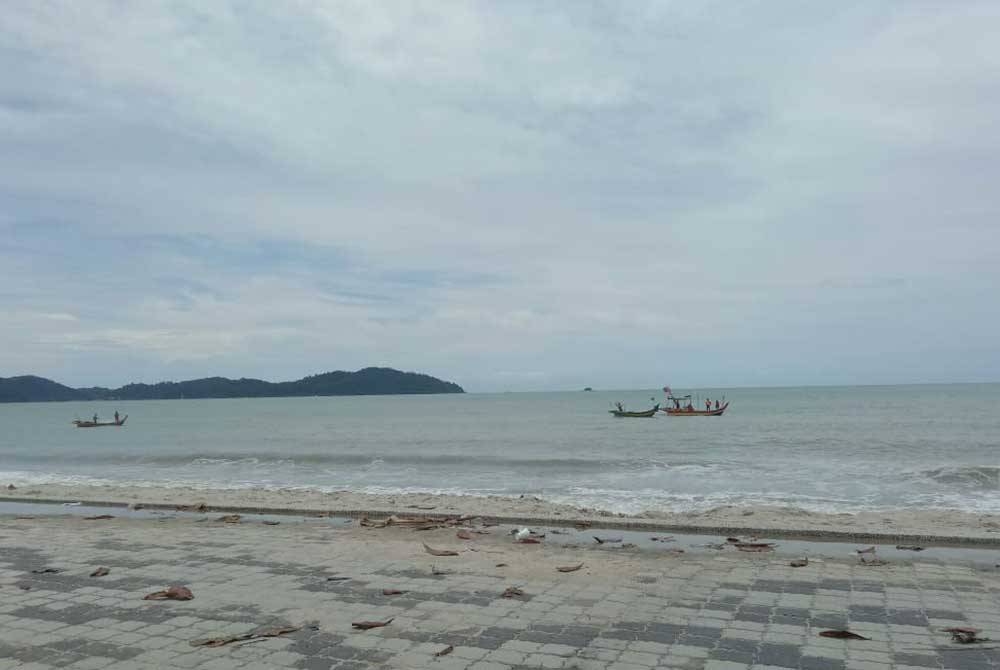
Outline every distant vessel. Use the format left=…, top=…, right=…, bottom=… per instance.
left=73, top=415, right=128, bottom=428
left=583, top=387, right=593, bottom=391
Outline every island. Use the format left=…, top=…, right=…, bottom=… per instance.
left=0, top=367, right=464, bottom=403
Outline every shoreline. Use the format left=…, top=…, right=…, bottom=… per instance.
left=3, top=482, right=1000, bottom=546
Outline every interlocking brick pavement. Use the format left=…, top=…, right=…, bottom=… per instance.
left=1, top=515, right=999, bottom=669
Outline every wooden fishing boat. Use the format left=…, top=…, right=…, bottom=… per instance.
left=609, top=405, right=659, bottom=418
left=662, top=403, right=728, bottom=417
left=73, top=415, right=128, bottom=428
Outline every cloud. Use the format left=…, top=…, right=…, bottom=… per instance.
left=1, top=1, right=999, bottom=390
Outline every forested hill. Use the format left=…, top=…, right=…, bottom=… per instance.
left=0, top=367, right=464, bottom=402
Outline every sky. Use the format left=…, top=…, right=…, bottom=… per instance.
left=1, top=1, right=999, bottom=392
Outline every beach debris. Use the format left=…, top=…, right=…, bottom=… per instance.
left=84, top=514, right=115, bottom=520
left=191, top=624, right=300, bottom=647
left=352, top=618, right=393, bottom=630
left=518, top=537, right=542, bottom=544
left=735, top=543, right=776, bottom=553
left=325, top=576, right=350, bottom=582
left=216, top=514, right=241, bottom=523
left=693, top=543, right=727, bottom=550
left=63, top=501, right=83, bottom=506
left=17, top=584, right=31, bottom=590
left=262, top=520, right=280, bottom=525
left=31, top=568, right=62, bottom=574
left=593, top=536, right=623, bottom=544
left=790, top=558, right=809, bottom=568
left=856, top=546, right=877, bottom=554
left=574, top=521, right=592, bottom=530
left=741, top=510, right=755, bottom=516
left=127, top=502, right=144, bottom=510
left=895, top=545, right=925, bottom=551
left=556, top=563, right=584, bottom=573
left=90, top=567, right=110, bottom=577
left=177, top=502, right=208, bottom=512
left=819, top=630, right=871, bottom=641
left=143, top=585, right=194, bottom=601
left=665, top=548, right=686, bottom=556
left=513, top=528, right=531, bottom=541
left=725, top=537, right=741, bottom=544
left=431, top=565, right=452, bottom=576
left=944, top=627, right=990, bottom=644
left=495, top=563, right=508, bottom=567
left=859, top=556, right=889, bottom=566
left=407, top=504, right=437, bottom=510
left=550, top=529, right=570, bottom=535
left=456, top=530, right=474, bottom=540
left=502, top=586, right=525, bottom=598
left=434, top=644, right=454, bottom=657
left=650, top=536, right=675, bottom=542
left=382, top=589, right=407, bottom=596
left=423, top=543, right=459, bottom=557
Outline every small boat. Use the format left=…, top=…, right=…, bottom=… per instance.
left=662, top=403, right=728, bottom=416
left=609, top=404, right=659, bottom=418
left=73, top=415, right=128, bottom=428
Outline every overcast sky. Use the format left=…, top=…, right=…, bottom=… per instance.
left=2, top=1, right=999, bottom=392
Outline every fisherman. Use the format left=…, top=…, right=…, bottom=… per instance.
left=705, top=398, right=712, bottom=411
left=616, top=401, right=624, bottom=412
left=715, top=399, right=720, bottom=410
left=92, top=413, right=98, bottom=423
left=114, top=411, right=120, bottom=423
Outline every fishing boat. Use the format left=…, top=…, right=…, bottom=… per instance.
left=661, top=386, right=729, bottom=416
left=73, top=415, right=127, bottom=428
left=609, top=404, right=659, bottom=418
left=662, top=402, right=728, bottom=416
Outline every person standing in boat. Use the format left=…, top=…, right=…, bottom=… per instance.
left=114, top=411, right=120, bottom=424
left=92, top=413, right=98, bottom=423
left=705, top=398, right=712, bottom=411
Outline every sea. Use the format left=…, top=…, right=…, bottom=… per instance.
left=1, top=384, right=998, bottom=515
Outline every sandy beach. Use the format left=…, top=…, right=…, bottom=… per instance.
left=4, top=483, right=1000, bottom=543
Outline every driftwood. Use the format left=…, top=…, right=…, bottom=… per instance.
left=84, top=515, right=115, bottom=520
left=423, top=543, right=459, bottom=557
left=735, top=542, right=776, bottom=552
left=382, top=589, right=407, bottom=596
left=593, top=536, right=622, bottom=544
left=556, top=563, right=584, bottom=573
left=143, top=585, right=194, bottom=601
left=31, top=568, right=61, bottom=574
left=435, top=644, right=454, bottom=657
left=191, top=625, right=299, bottom=647
left=352, top=618, right=393, bottom=630
left=896, top=545, right=925, bottom=551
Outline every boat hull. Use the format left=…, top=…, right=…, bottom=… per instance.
left=662, top=403, right=728, bottom=416
left=73, top=415, right=128, bottom=428
left=609, top=405, right=659, bottom=418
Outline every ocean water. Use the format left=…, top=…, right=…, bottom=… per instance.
left=1, top=384, right=998, bottom=514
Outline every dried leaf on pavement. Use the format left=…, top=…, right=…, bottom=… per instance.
left=423, top=543, right=459, bottom=557
left=143, top=585, right=194, bottom=601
